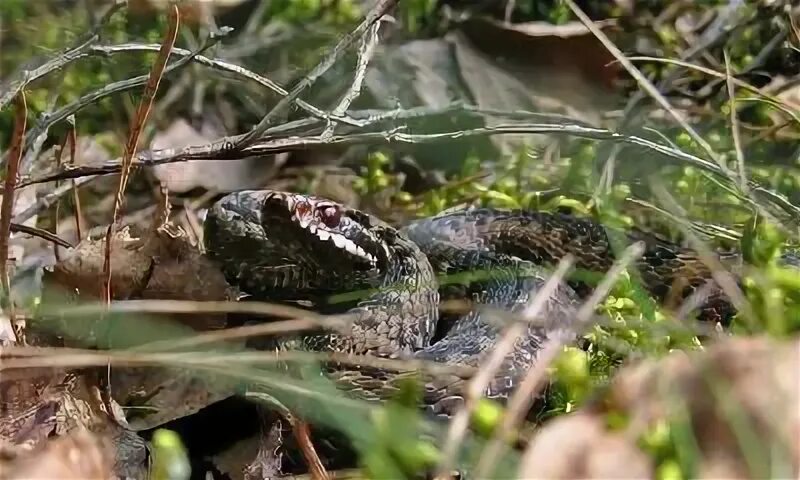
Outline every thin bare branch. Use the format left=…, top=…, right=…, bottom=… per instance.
left=0, top=1, right=124, bottom=111
left=8, top=223, right=72, bottom=249
left=14, top=32, right=230, bottom=167
left=88, top=43, right=363, bottom=127
left=235, top=0, right=398, bottom=147
left=321, top=19, right=384, bottom=139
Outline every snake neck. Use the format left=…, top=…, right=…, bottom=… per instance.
left=295, top=226, right=440, bottom=357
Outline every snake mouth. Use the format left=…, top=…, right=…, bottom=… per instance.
left=260, top=191, right=384, bottom=268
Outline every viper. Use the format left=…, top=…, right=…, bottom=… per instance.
left=203, top=190, right=795, bottom=415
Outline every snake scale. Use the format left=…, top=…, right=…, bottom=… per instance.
left=203, top=190, right=789, bottom=416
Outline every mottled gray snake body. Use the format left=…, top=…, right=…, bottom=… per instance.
left=203, top=190, right=785, bottom=415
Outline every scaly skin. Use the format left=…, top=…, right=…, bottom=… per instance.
left=205, top=191, right=796, bottom=415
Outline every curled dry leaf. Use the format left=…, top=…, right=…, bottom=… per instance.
left=46, top=197, right=234, bottom=330
left=47, top=226, right=153, bottom=300
left=518, top=412, right=653, bottom=479
left=0, top=371, right=148, bottom=479
left=1, top=428, right=114, bottom=480
left=520, top=335, right=800, bottom=479
left=41, top=196, right=239, bottom=432
left=604, top=335, right=800, bottom=479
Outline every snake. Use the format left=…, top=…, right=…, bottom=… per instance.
left=203, top=189, right=793, bottom=416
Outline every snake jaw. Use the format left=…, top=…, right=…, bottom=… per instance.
left=260, top=191, right=383, bottom=268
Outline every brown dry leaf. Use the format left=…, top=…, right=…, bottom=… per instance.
left=518, top=412, right=653, bottom=479
left=449, top=18, right=620, bottom=155
left=47, top=226, right=153, bottom=300
left=112, top=365, right=242, bottom=432
left=522, top=335, right=800, bottom=479
left=42, top=198, right=239, bottom=431
left=0, top=371, right=148, bottom=479
left=605, top=335, right=800, bottom=479
left=151, top=118, right=280, bottom=193
left=1, top=428, right=114, bottom=480
left=0, top=368, right=67, bottom=444
left=47, top=195, right=234, bottom=329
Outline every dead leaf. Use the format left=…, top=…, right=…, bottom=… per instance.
left=449, top=17, right=620, bottom=155
left=151, top=118, right=280, bottom=193
left=518, top=412, right=653, bottom=479
left=604, top=335, right=800, bottom=479
left=47, top=226, right=153, bottom=300
left=2, top=428, right=114, bottom=480
left=111, top=365, right=242, bottom=432
left=0, top=371, right=148, bottom=479
left=523, top=335, right=800, bottom=479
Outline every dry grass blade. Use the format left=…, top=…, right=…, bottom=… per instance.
left=723, top=51, right=748, bottom=192
left=433, top=256, right=575, bottom=478
left=0, top=92, right=27, bottom=341
left=563, top=0, right=727, bottom=175
left=103, top=4, right=180, bottom=302
left=52, top=116, right=82, bottom=260
left=472, top=242, right=646, bottom=478
left=43, top=298, right=350, bottom=351
left=650, top=181, right=756, bottom=325
left=625, top=56, right=800, bottom=125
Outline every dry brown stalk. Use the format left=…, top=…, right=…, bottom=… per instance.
left=103, top=4, right=180, bottom=302
left=0, top=92, right=28, bottom=340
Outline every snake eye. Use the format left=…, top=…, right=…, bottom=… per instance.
left=317, top=203, right=342, bottom=228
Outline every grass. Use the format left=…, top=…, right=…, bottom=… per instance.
left=2, top=0, right=800, bottom=479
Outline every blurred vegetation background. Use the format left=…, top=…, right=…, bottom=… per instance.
left=2, top=1, right=800, bottom=479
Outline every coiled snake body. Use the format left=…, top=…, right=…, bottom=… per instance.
left=203, top=190, right=778, bottom=415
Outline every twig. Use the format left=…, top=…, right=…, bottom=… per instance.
left=724, top=50, right=748, bottom=193
left=87, top=43, right=363, bottom=127
left=433, top=256, right=575, bottom=478
left=0, top=92, right=26, bottom=341
left=16, top=32, right=230, bottom=164
left=0, top=1, right=124, bottom=111
left=235, top=0, right=398, bottom=147
left=9, top=223, right=73, bottom=249
left=12, top=180, right=86, bottom=226
left=321, top=20, right=384, bottom=139
left=563, top=0, right=728, bottom=175
left=246, top=392, right=330, bottom=480
left=103, top=5, right=180, bottom=302
left=13, top=118, right=800, bottom=221
left=471, top=243, right=645, bottom=478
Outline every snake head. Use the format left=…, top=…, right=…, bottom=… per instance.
left=260, top=191, right=386, bottom=269
left=204, top=190, right=387, bottom=299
